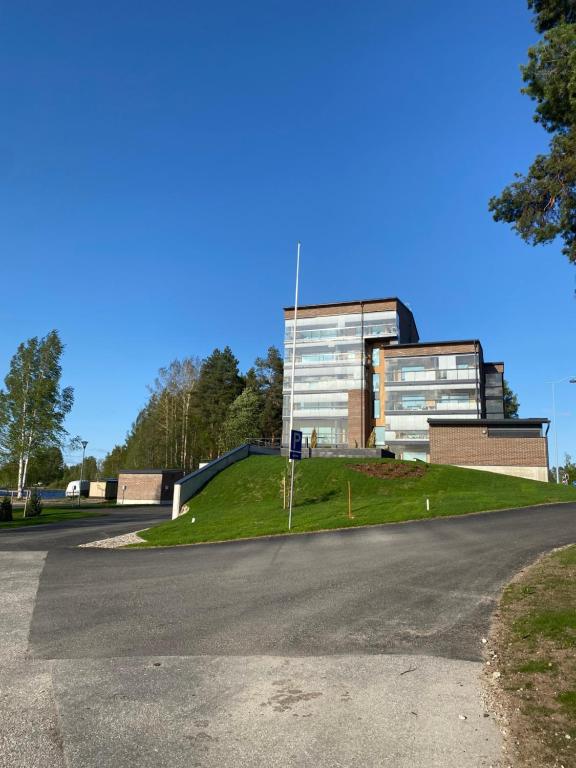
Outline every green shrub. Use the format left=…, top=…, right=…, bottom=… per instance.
left=0, top=496, right=13, bottom=522
left=26, top=491, right=43, bottom=517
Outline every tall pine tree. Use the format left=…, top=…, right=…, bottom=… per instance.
left=254, top=346, right=284, bottom=442
left=489, top=1, right=576, bottom=265
left=193, top=347, right=244, bottom=459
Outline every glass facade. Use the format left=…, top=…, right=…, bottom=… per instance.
left=381, top=351, right=481, bottom=459
left=283, top=310, right=399, bottom=446
left=282, top=302, right=500, bottom=460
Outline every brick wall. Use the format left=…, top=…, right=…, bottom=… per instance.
left=429, top=424, right=549, bottom=468
left=284, top=300, right=398, bottom=320
left=348, top=389, right=371, bottom=448
left=383, top=342, right=479, bottom=358
left=118, top=473, right=162, bottom=502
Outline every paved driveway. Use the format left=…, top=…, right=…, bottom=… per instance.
left=2, top=502, right=576, bottom=767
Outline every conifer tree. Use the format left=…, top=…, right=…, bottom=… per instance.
left=254, top=346, right=284, bottom=442
left=503, top=380, right=520, bottom=418
left=489, top=1, right=576, bottom=264
left=222, top=387, right=263, bottom=451
left=194, top=347, right=244, bottom=458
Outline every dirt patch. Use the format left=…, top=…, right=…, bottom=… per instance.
left=350, top=462, right=426, bottom=480
left=485, top=545, right=576, bottom=768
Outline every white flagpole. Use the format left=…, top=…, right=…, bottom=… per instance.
left=288, top=241, right=301, bottom=530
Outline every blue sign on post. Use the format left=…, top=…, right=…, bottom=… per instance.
left=290, top=429, right=303, bottom=460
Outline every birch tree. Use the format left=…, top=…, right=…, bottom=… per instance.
left=0, top=331, right=73, bottom=497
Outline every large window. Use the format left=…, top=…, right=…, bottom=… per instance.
left=386, top=388, right=477, bottom=412
left=385, top=353, right=478, bottom=383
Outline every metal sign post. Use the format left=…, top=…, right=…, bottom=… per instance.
left=287, top=242, right=301, bottom=531
left=288, top=429, right=302, bottom=530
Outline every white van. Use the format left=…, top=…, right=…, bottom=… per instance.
left=65, top=480, right=90, bottom=498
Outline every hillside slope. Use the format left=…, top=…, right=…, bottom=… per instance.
left=136, top=456, right=576, bottom=547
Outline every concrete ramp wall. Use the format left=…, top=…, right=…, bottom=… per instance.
left=172, top=444, right=279, bottom=519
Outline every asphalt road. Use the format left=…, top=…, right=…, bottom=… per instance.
left=2, top=501, right=576, bottom=767
left=0, top=505, right=170, bottom=550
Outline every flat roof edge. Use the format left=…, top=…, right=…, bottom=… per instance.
left=284, top=297, right=408, bottom=312
left=389, top=339, right=482, bottom=349
left=118, top=469, right=185, bottom=474
left=427, top=418, right=549, bottom=426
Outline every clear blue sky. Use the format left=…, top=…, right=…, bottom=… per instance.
left=1, top=1, right=575, bottom=468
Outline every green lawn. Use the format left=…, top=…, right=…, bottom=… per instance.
left=0, top=505, right=105, bottom=528
left=491, top=545, right=576, bottom=766
left=136, top=456, right=576, bottom=547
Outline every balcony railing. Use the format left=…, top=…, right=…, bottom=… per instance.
left=385, top=400, right=477, bottom=412
left=285, top=324, right=397, bottom=343
left=385, top=430, right=429, bottom=441
left=385, top=368, right=477, bottom=383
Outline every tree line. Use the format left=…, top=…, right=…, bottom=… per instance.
left=99, top=346, right=283, bottom=476
left=0, top=330, right=283, bottom=490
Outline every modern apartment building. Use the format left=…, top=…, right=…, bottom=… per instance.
left=282, top=298, right=505, bottom=461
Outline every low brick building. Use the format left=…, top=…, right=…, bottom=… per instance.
left=428, top=419, right=550, bottom=482
left=117, top=470, right=185, bottom=505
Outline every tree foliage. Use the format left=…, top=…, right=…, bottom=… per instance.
left=503, top=379, right=520, bottom=418
left=489, top=1, right=576, bottom=264
left=27, top=447, right=65, bottom=486
left=26, top=490, right=42, bottom=518
left=101, top=445, right=128, bottom=478
left=0, top=331, right=73, bottom=496
left=528, top=0, right=576, bottom=32
left=0, top=496, right=13, bottom=522
left=253, top=346, right=284, bottom=441
left=100, top=346, right=283, bottom=474
left=561, top=452, right=576, bottom=483
left=194, top=347, right=244, bottom=459
left=222, top=387, right=263, bottom=451
left=58, top=456, right=99, bottom=487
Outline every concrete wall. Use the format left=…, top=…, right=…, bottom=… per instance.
left=456, top=465, right=549, bottom=482
left=172, top=445, right=279, bottom=519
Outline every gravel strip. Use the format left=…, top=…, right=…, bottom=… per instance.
left=78, top=531, right=146, bottom=549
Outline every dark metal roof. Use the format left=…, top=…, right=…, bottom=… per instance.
left=390, top=339, right=482, bottom=350
left=427, top=418, right=549, bottom=426
left=118, top=469, right=184, bottom=475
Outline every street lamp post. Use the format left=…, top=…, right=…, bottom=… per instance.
left=78, top=440, right=88, bottom=507
left=547, top=378, right=576, bottom=483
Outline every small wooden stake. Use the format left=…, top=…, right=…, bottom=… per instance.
left=283, top=473, right=287, bottom=510
left=348, top=481, right=353, bottom=519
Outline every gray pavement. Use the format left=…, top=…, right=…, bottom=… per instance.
left=2, top=501, right=576, bottom=766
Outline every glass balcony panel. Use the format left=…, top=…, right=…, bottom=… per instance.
left=386, top=430, right=429, bottom=441
left=385, top=367, right=477, bottom=383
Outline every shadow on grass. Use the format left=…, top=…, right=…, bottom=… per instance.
left=297, top=489, right=340, bottom=506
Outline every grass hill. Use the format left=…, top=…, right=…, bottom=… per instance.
left=136, top=456, right=576, bottom=547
